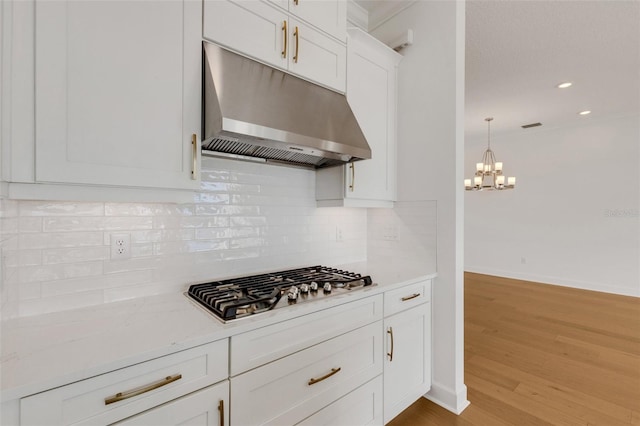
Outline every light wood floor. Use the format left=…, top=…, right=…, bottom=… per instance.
left=389, top=272, right=640, bottom=426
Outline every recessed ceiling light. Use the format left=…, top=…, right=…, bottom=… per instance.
left=578, top=110, right=592, bottom=115
left=557, top=82, right=572, bottom=89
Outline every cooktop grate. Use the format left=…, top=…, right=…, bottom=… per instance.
left=188, top=265, right=372, bottom=321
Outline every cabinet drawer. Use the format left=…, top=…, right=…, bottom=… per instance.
left=297, top=375, right=382, bottom=426
left=384, top=279, right=431, bottom=317
left=231, top=321, right=382, bottom=426
left=115, top=381, right=228, bottom=426
left=20, top=339, right=228, bottom=426
left=231, top=294, right=382, bottom=375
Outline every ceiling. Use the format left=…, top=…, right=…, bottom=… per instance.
left=354, top=0, right=640, bottom=139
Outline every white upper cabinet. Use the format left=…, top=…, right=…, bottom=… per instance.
left=33, top=0, right=201, bottom=191
left=203, top=0, right=346, bottom=92
left=267, top=0, right=347, bottom=42
left=316, top=28, right=401, bottom=208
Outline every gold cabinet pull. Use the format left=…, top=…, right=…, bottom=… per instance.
left=282, top=20, right=287, bottom=58
left=104, top=374, right=182, bottom=405
left=348, top=163, right=355, bottom=192
left=191, top=134, right=197, bottom=180
left=401, top=293, right=421, bottom=302
left=387, top=327, right=394, bottom=361
left=293, top=26, right=299, bottom=63
left=308, top=367, right=341, bottom=385
left=294, top=0, right=299, bottom=4
left=218, top=399, right=224, bottom=426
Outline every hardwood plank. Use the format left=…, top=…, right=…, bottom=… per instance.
left=388, top=273, right=640, bottom=426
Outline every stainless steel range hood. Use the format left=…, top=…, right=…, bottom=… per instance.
left=202, top=42, right=371, bottom=169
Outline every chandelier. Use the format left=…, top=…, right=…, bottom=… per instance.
left=465, top=117, right=516, bottom=191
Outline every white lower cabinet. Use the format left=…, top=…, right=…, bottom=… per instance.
left=298, top=376, right=383, bottom=426
left=116, top=381, right=228, bottom=426
left=230, top=321, right=383, bottom=426
left=383, top=282, right=432, bottom=424
left=13, top=282, right=433, bottom=426
left=19, top=339, right=228, bottom=426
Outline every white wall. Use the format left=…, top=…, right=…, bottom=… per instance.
left=370, top=0, right=469, bottom=414
left=0, top=157, right=367, bottom=319
left=465, top=114, right=640, bottom=296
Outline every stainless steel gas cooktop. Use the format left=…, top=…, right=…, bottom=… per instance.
left=187, top=266, right=373, bottom=322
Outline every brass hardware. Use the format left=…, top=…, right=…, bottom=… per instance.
left=348, top=163, right=355, bottom=191
left=104, top=374, right=182, bottom=405
left=401, top=293, right=421, bottom=302
left=294, top=0, right=299, bottom=4
left=218, top=399, right=224, bottom=426
left=191, top=134, right=197, bottom=180
left=282, top=21, right=287, bottom=58
left=308, top=367, right=341, bottom=385
left=293, top=26, right=299, bottom=63
left=387, top=327, right=394, bottom=361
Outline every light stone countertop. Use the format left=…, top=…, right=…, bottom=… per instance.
left=1, top=261, right=436, bottom=402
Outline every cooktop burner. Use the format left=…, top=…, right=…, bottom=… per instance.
left=187, top=266, right=373, bottom=322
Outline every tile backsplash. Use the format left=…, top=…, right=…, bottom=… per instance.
left=367, top=200, right=437, bottom=270
left=0, top=157, right=368, bottom=319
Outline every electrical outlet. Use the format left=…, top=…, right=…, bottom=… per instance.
left=110, top=233, right=131, bottom=260
left=335, top=226, right=344, bottom=242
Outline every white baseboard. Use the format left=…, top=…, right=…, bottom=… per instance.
left=424, top=381, right=470, bottom=415
left=464, top=266, right=640, bottom=298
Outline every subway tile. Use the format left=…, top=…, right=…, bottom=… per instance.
left=230, top=216, right=268, bottom=226
left=131, top=243, right=154, bottom=258
left=3, top=249, right=42, bottom=267
left=42, top=246, right=109, bottom=265
left=43, top=216, right=153, bottom=232
left=222, top=247, right=260, bottom=260
left=19, top=261, right=103, bottom=284
left=153, top=240, right=229, bottom=256
left=230, top=237, right=264, bottom=249
left=192, top=193, right=230, bottom=205
left=18, top=217, right=43, bottom=233
left=19, top=282, right=42, bottom=301
left=127, top=229, right=195, bottom=244
left=195, top=228, right=232, bottom=240
left=0, top=199, right=19, bottom=218
left=103, top=256, right=162, bottom=274
left=19, top=201, right=104, bottom=217
left=104, top=203, right=194, bottom=217
left=1, top=217, right=18, bottom=235
left=19, top=232, right=104, bottom=249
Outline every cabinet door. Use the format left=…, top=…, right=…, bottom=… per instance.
left=287, top=0, right=346, bottom=42
left=116, top=381, right=229, bottom=426
left=34, top=0, right=200, bottom=190
left=345, top=31, right=398, bottom=202
left=203, top=0, right=288, bottom=70
left=288, top=19, right=346, bottom=92
left=316, top=29, right=400, bottom=208
left=384, top=303, right=431, bottom=424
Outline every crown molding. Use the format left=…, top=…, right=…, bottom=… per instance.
left=368, top=1, right=417, bottom=31
left=347, top=0, right=369, bottom=31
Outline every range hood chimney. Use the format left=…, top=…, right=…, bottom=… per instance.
left=202, top=41, right=371, bottom=169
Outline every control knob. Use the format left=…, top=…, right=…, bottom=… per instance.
left=287, top=285, right=299, bottom=300
left=300, top=283, right=310, bottom=293
left=323, top=282, right=332, bottom=293
left=309, top=281, right=319, bottom=291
